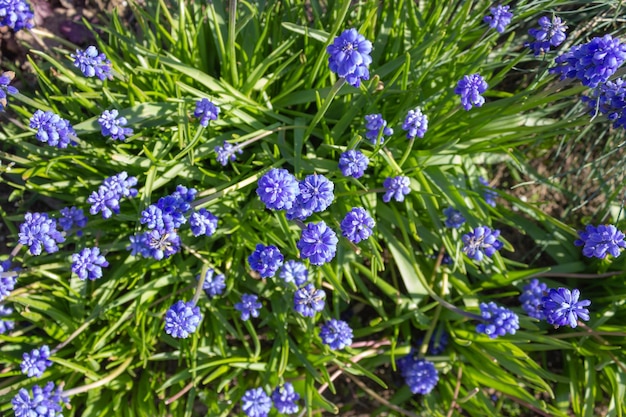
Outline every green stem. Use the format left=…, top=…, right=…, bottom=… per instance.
left=62, top=357, right=133, bottom=397
left=228, top=0, right=239, bottom=85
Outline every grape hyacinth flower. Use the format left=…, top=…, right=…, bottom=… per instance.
left=402, top=107, right=428, bottom=139
left=582, top=78, right=626, bottom=128
left=198, top=268, right=226, bottom=298
left=542, top=288, right=591, bottom=328
left=0, top=0, right=34, bottom=31
left=550, top=35, right=626, bottom=88
left=527, top=15, right=568, bottom=55
left=454, top=74, right=488, bottom=111
left=241, top=387, right=272, bottom=417
left=326, top=28, right=372, bottom=88
left=0, top=263, right=17, bottom=301
left=443, top=207, right=465, bottom=229
left=59, top=206, right=87, bottom=233
left=248, top=244, right=284, bottom=278
left=297, top=221, right=338, bottom=266
left=364, top=113, right=393, bottom=144
left=476, top=302, right=519, bottom=338
left=420, top=331, right=449, bottom=355
left=20, top=345, right=52, bottom=378
left=478, top=176, right=497, bottom=207
left=190, top=208, right=218, bottom=237
left=462, top=226, right=503, bottom=261
left=71, top=45, right=112, bottom=80
left=98, top=109, right=133, bottom=141
left=215, top=141, right=242, bottom=166
left=0, top=305, right=14, bottom=334
left=279, top=260, right=309, bottom=286
left=338, top=150, right=369, bottom=179
left=574, top=224, right=626, bottom=259
left=235, top=294, right=262, bottom=321
left=194, top=98, right=220, bottom=127
left=141, top=185, right=196, bottom=233
left=0, top=71, right=18, bottom=109
left=164, top=300, right=202, bottom=338
left=293, top=284, right=325, bottom=317
left=127, top=232, right=151, bottom=258
left=320, top=318, right=353, bottom=350
left=87, top=172, right=138, bottom=219
left=296, top=174, right=334, bottom=213
left=71, top=247, right=109, bottom=280
left=383, top=176, right=411, bottom=203
left=483, top=4, right=513, bottom=33
left=257, top=168, right=300, bottom=211
left=271, top=382, right=300, bottom=415
left=401, top=358, right=439, bottom=395
left=340, top=207, right=375, bottom=243
left=29, top=110, right=77, bottom=148
left=18, top=212, right=65, bottom=255
left=146, top=230, right=181, bottom=261
left=519, top=279, right=548, bottom=320
left=12, top=382, right=66, bottom=417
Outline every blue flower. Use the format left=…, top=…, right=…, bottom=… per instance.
left=297, top=221, right=338, bottom=266
left=248, top=244, right=284, bottom=278
left=421, top=331, right=449, bottom=355
left=0, top=305, right=14, bottom=334
left=71, top=45, right=112, bottom=80
left=127, top=232, right=151, bottom=258
left=401, top=358, right=439, bottom=395
left=383, top=176, right=411, bottom=203
left=71, top=247, right=109, bottom=280
left=198, top=268, right=226, bottom=298
left=98, top=109, right=133, bottom=141
left=142, top=185, right=196, bottom=232
left=279, top=260, right=309, bottom=286
left=0, top=71, right=18, bottom=109
left=146, top=230, right=181, bottom=260
left=235, top=293, right=262, bottom=321
left=20, top=345, right=52, bottom=378
left=215, top=141, right=242, bottom=166
left=12, top=382, right=66, bottom=417
left=462, top=226, right=503, bottom=261
left=402, top=107, right=428, bottom=139
left=0, top=263, right=17, bottom=301
left=364, top=114, right=393, bottom=144
left=582, top=78, right=626, bottom=128
left=454, top=74, right=488, bottom=111
left=550, top=35, right=626, bottom=88
left=293, top=284, right=325, bottom=317
left=542, top=288, right=590, bottom=328
left=0, top=0, right=34, bottom=31
left=257, top=168, right=300, bottom=211
left=519, top=279, right=548, bottom=320
left=29, top=110, right=77, bottom=148
left=271, top=382, right=300, bottom=415
left=190, top=208, right=218, bottom=237
left=59, top=206, right=87, bottom=233
left=320, top=318, right=353, bottom=350
left=327, top=28, right=372, bottom=88
left=241, top=387, right=272, bottom=417
left=88, top=172, right=138, bottom=219
left=194, top=98, right=220, bottom=127
left=483, top=4, right=513, bottom=33
left=443, top=207, right=465, bottom=229
left=164, top=300, right=202, bottom=338
left=476, top=302, right=519, bottom=338
left=574, top=224, right=626, bottom=259
left=338, top=150, right=369, bottom=179
left=18, top=212, right=65, bottom=256
left=285, top=199, right=313, bottom=221
left=527, top=15, right=568, bottom=55
left=340, top=207, right=375, bottom=244
left=296, top=174, right=334, bottom=213
left=478, top=176, right=497, bottom=207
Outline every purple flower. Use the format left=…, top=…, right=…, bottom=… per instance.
left=71, top=45, right=112, bottom=80
left=0, top=305, right=14, bottom=334
left=574, top=224, right=626, bottom=259
left=257, top=168, right=300, bottom=211
left=21, top=345, right=52, bottom=378
left=0, top=71, right=18, bottom=109
left=146, top=230, right=181, bottom=260
left=0, top=263, right=17, bottom=301
left=364, top=114, right=393, bottom=144
left=127, top=232, right=151, bottom=258
left=478, top=176, right=497, bottom=207
left=293, top=284, right=325, bottom=317
left=190, top=208, right=218, bottom=237
left=454, top=74, right=488, bottom=111
left=164, top=300, right=202, bottom=338
left=483, top=4, right=513, bottom=33
left=527, top=15, right=568, bottom=55
left=194, top=98, right=219, bottom=127
left=326, top=28, right=372, bottom=87
left=235, top=293, right=262, bottom=321
left=340, top=207, right=375, bottom=243
left=296, top=174, right=334, bottom=213
left=241, top=387, right=272, bottom=417
left=248, top=243, right=284, bottom=278
left=519, top=279, right=548, bottom=320
left=462, top=226, right=503, bottom=261
left=0, top=0, right=34, bottom=31
left=400, top=358, right=439, bottom=395
left=271, top=382, right=300, bottom=414
left=443, top=207, right=465, bottom=229
left=582, top=78, right=626, bottom=128
left=87, top=172, right=138, bottom=219
left=98, top=109, right=133, bottom=141
left=29, top=110, right=77, bottom=148
left=297, top=221, right=338, bottom=266
left=542, top=288, right=590, bottom=328
left=279, top=260, right=308, bottom=286
left=59, top=206, right=87, bottom=233
left=215, top=141, right=242, bottom=166
left=550, top=35, right=626, bottom=88
left=383, top=176, right=411, bottom=203
left=12, top=382, right=66, bottom=417
left=71, top=247, right=109, bottom=280
left=476, top=302, right=519, bottom=338
left=338, top=150, right=369, bottom=179
left=18, top=212, right=65, bottom=255
left=198, top=268, right=226, bottom=298
left=402, top=107, right=428, bottom=139
left=319, top=318, right=353, bottom=350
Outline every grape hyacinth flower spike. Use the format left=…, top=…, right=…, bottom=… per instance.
left=319, top=318, right=353, bottom=350
left=271, top=382, right=300, bottom=414
left=519, top=278, right=548, bottom=320
left=483, top=4, right=513, bottom=33
left=0, top=71, right=18, bottom=109
left=18, top=212, right=65, bottom=256
left=293, top=284, right=325, bottom=317
left=476, top=302, right=519, bottom=338
left=71, top=46, right=112, bottom=80
left=21, top=345, right=52, bottom=378
left=0, top=0, right=35, bottom=31
left=71, top=247, right=109, bottom=280
left=462, top=226, right=503, bottom=261
left=402, top=107, right=428, bottom=139
left=279, top=260, right=309, bottom=286
left=527, top=15, right=568, bottom=55
left=29, top=110, right=77, bottom=149
left=364, top=113, right=393, bottom=144
left=297, top=221, right=338, bottom=265
left=443, top=207, right=465, bottom=229
left=235, top=294, right=263, bottom=321
left=198, top=268, right=226, bottom=298
left=194, top=98, right=220, bottom=127
left=326, top=28, right=372, bottom=87
left=256, top=168, right=300, bottom=211
left=338, top=150, right=369, bottom=179
left=455, top=74, right=488, bottom=111
left=164, top=300, right=202, bottom=338
left=542, top=288, right=590, bottom=328
left=340, top=207, right=375, bottom=243
left=248, top=243, right=284, bottom=278
left=12, top=382, right=66, bottom=417
left=383, top=176, right=411, bottom=203
left=400, top=357, right=439, bottom=395
left=241, top=387, right=272, bottom=417
left=215, top=141, right=242, bottom=166
left=98, top=109, right=133, bottom=141
left=574, top=224, right=626, bottom=259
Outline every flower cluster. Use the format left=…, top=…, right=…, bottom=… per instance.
left=87, top=172, right=138, bottom=219
left=364, top=114, right=393, bottom=144
left=327, top=28, right=372, bottom=87
left=194, top=98, right=220, bottom=127
left=18, top=212, right=65, bottom=256
left=0, top=305, right=14, bottom=334
left=190, top=208, right=218, bottom=237
left=29, top=110, right=77, bottom=148
left=241, top=383, right=301, bottom=417
left=476, top=302, right=519, bottom=338
left=98, top=109, right=133, bottom=141
left=293, top=284, right=325, bottom=317
left=581, top=78, right=626, bottom=128
left=235, top=294, right=263, bottom=321
left=455, top=73, right=488, bottom=111
left=340, top=207, right=375, bottom=243
left=287, top=174, right=335, bottom=220
left=279, top=260, right=308, bottom=286
left=71, top=46, right=112, bottom=80
left=21, top=345, right=52, bottom=377
left=0, top=0, right=34, bottom=31
left=297, top=221, right=338, bottom=265
left=483, top=4, right=513, bottom=33
left=0, top=70, right=18, bottom=109
left=12, top=382, right=66, bottom=417
left=383, top=176, right=411, bottom=203
left=443, top=207, right=465, bottom=229
left=542, top=288, right=590, bottom=328
left=248, top=244, right=284, bottom=278
left=519, top=279, right=547, bottom=320
left=199, top=268, right=226, bottom=298
left=271, top=383, right=300, bottom=414
left=215, top=141, right=242, bottom=166
left=398, top=356, right=439, bottom=395
left=527, top=15, right=568, bottom=55
left=257, top=168, right=300, bottom=211
left=338, top=150, right=369, bottom=179
left=402, top=107, right=428, bottom=139
left=319, top=318, right=353, bottom=350
left=164, top=300, right=202, bottom=338
left=574, top=224, right=626, bottom=259
left=462, top=226, right=503, bottom=261
left=59, top=206, right=87, bottom=234
left=0, top=262, right=17, bottom=301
